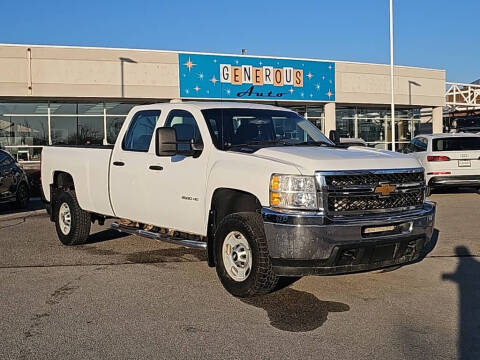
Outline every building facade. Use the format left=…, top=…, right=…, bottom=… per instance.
left=0, top=44, right=446, bottom=165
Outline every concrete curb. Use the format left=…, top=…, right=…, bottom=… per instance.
left=0, top=209, right=47, bottom=222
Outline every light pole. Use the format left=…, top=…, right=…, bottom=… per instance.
left=389, top=0, right=396, bottom=151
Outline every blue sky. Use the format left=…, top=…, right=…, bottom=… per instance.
left=1, top=0, right=478, bottom=82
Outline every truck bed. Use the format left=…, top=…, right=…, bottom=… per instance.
left=41, top=146, right=115, bottom=216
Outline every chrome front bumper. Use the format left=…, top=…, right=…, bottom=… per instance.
left=261, top=201, right=436, bottom=276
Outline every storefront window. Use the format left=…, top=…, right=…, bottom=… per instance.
left=0, top=103, right=48, bottom=161
left=51, top=116, right=76, bottom=145
left=336, top=106, right=421, bottom=150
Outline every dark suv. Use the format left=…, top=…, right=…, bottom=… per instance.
left=0, top=149, right=29, bottom=208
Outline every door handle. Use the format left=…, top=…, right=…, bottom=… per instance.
left=149, top=165, right=163, bottom=171
left=113, top=161, right=125, bottom=166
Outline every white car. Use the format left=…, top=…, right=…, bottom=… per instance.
left=406, top=133, right=480, bottom=194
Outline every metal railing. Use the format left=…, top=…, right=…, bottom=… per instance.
left=446, top=82, right=480, bottom=111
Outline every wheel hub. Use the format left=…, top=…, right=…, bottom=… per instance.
left=58, top=202, right=72, bottom=235
left=222, top=231, right=252, bottom=282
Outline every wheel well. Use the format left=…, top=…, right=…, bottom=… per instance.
left=53, top=171, right=75, bottom=190
left=207, top=188, right=262, bottom=267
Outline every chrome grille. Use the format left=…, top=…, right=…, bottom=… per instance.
left=317, top=168, right=425, bottom=217
left=325, top=172, right=424, bottom=187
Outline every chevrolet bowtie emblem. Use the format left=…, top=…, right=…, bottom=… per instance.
left=374, top=183, right=396, bottom=196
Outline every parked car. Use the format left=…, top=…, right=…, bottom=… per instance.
left=41, top=102, right=435, bottom=298
left=405, top=133, right=480, bottom=195
left=0, top=149, right=30, bottom=208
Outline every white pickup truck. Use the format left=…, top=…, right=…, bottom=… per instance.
left=41, top=102, right=436, bottom=297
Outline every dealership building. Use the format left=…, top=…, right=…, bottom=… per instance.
left=0, top=43, right=446, bottom=166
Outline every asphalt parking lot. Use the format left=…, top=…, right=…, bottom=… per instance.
left=0, top=191, right=479, bottom=360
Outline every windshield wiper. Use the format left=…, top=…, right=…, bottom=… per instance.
left=226, top=140, right=286, bottom=149
left=293, top=140, right=334, bottom=147
left=226, top=139, right=333, bottom=150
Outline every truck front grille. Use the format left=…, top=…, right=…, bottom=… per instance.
left=317, top=169, right=425, bottom=217
left=325, top=172, right=424, bottom=187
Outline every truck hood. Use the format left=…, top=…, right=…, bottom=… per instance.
left=252, top=146, right=422, bottom=174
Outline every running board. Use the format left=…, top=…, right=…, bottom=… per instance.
left=111, top=222, right=207, bottom=250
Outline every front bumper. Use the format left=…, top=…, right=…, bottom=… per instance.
left=429, top=175, right=480, bottom=188
left=262, top=202, right=436, bottom=276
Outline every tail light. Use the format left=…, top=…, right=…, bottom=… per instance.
left=427, top=155, right=450, bottom=161
left=427, top=171, right=451, bottom=175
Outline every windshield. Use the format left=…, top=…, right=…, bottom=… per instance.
left=201, top=108, right=333, bottom=151
left=433, top=137, right=480, bottom=151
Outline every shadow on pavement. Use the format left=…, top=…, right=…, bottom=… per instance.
left=443, top=246, right=480, bottom=359
left=125, top=247, right=207, bottom=263
left=242, top=288, right=350, bottom=332
left=84, top=229, right=130, bottom=244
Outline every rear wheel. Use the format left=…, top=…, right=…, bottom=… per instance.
left=214, top=212, right=278, bottom=298
left=54, top=189, right=91, bottom=245
left=15, top=182, right=29, bottom=209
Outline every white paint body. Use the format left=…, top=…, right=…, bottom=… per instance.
left=408, top=133, right=480, bottom=184
left=41, top=102, right=422, bottom=236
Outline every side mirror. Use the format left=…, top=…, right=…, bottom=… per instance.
left=155, top=127, right=177, bottom=156
left=329, top=130, right=340, bottom=145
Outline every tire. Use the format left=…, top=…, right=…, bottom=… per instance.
left=15, top=182, right=29, bottom=209
left=54, top=189, right=91, bottom=246
left=425, top=186, right=432, bottom=197
left=214, top=212, right=278, bottom=298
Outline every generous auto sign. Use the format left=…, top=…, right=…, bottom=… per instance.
left=178, top=53, right=335, bottom=102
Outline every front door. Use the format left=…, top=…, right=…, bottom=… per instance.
left=144, top=109, right=209, bottom=235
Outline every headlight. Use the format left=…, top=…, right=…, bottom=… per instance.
left=269, top=174, right=318, bottom=210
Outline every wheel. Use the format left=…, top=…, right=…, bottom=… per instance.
left=54, top=189, right=91, bottom=246
left=214, top=212, right=278, bottom=298
left=425, top=186, right=432, bottom=197
left=15, top=182, right=29, bottom=209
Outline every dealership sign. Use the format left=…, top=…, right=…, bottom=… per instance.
left=178, top=53, right=335, bottom=102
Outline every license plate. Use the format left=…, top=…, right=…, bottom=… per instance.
left=364, top=225, right=395, bottom=234
left=458, top=160, right=471, bottom=167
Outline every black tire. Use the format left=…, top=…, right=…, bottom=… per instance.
left=425, top=186, right=432, bottom=197
left=214, top=212, right=278, bottom=298
left=54, top=189, right=91, bottom=246
left=15, top=182, right=29, bottom=209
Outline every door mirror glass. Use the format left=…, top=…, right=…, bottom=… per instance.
left=155, top=127, right=177, bottom=156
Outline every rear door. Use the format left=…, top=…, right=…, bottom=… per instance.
left=109, top=109, right=162, bottom=222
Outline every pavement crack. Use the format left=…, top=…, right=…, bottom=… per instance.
left=46, top=282, right=80, bottom=305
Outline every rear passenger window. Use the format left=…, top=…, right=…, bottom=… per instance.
left=122, top=110, right=161, bottom=151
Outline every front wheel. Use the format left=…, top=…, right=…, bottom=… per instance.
left=54, top=189, right=91, bottom=246
left=214, top=212, right=278, bottom=298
